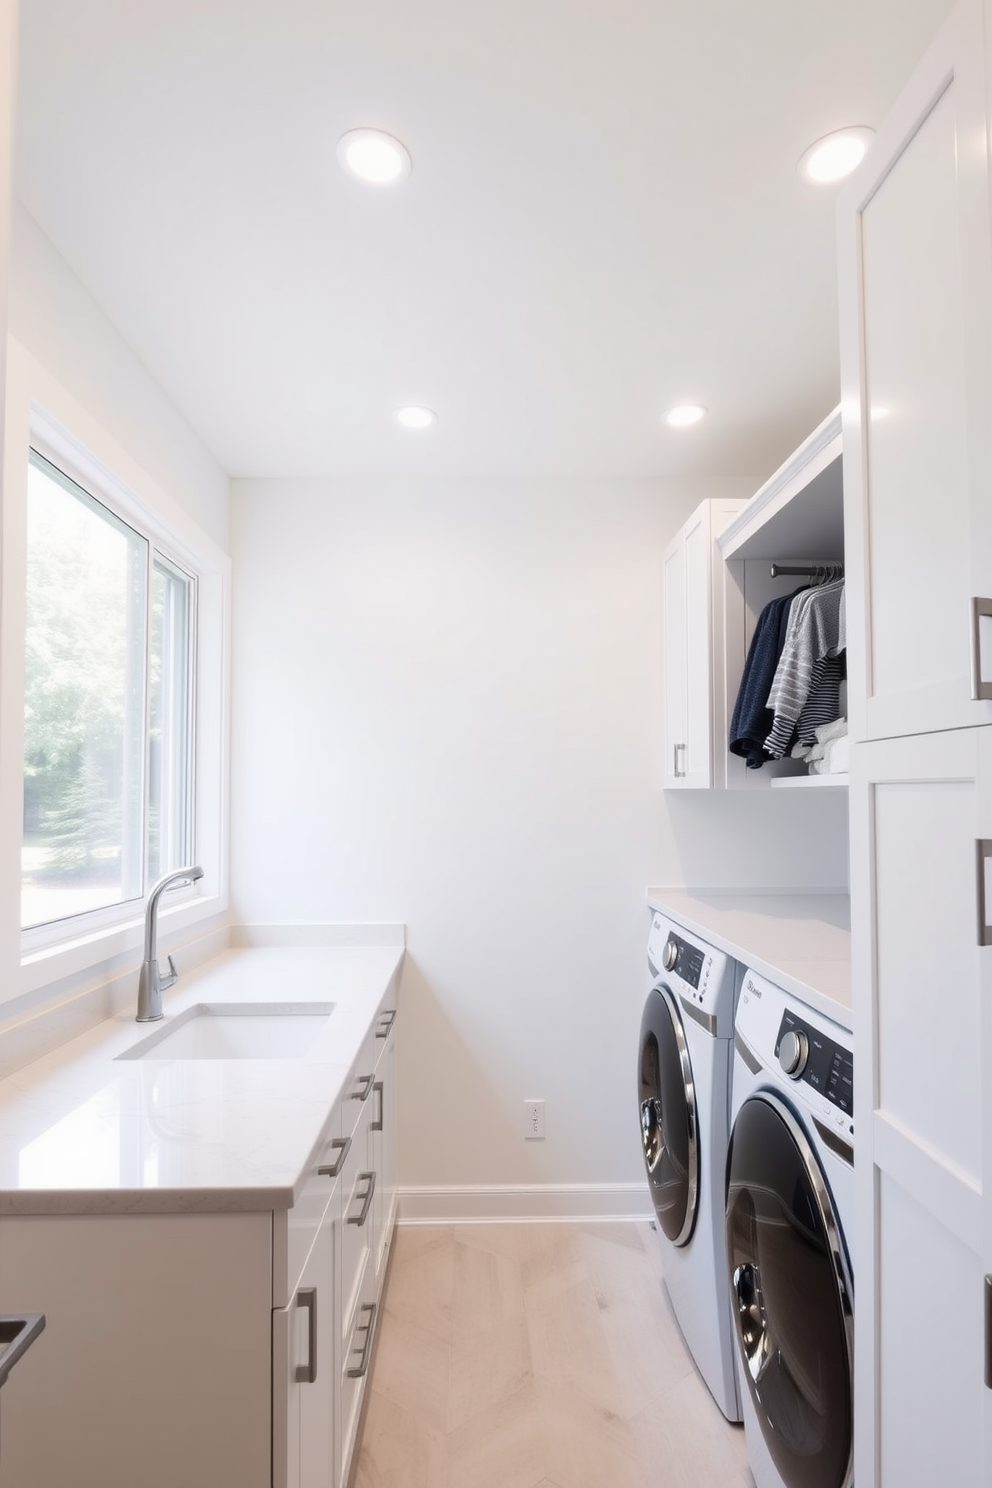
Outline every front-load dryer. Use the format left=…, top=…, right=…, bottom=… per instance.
left=726, top=968, right=855, bottom=1488
left=637, top=910, right=741, bottom=1422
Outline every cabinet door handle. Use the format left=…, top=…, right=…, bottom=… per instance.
left=352, top=1073, right=374, bottom=1103
left=375, top=1009, right=397, bottom=1039
left=372, top=1081, right=384, bottom=1133
left=346, top=1302, right=378, bottom=1379
left=347, top=1171, right=376, bottom=1228
left=978, top=841, right=992, bottom=947
left=318, top=1136, right=351, bottom=1179
left=673, top=743, right=686, bottom=778
left=295, top=1287, right=317, bottom=1384
left=971, top=598, right=992, bottom=701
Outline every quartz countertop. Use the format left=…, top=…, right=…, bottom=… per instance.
left=0, top=945, right=403, bottom=1216
left=645, top=889, right=851, bottom=1028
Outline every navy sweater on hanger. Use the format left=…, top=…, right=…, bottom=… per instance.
left=728, top=589, right=804, bottom=768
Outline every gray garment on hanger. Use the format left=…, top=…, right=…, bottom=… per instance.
left=764, top=581, right=846, bottom=758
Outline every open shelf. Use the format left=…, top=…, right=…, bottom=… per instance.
left=769, top=773, right=849, bottom=789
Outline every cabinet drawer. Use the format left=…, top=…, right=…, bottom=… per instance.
left=339, top=1257, right=379, bottom=1486
left=340, top=1140, right=374, bottom=1339
left=274, top=1106, right=345, bottom=1308
left=341, top=1041, right=378, bottom=1141
left=372, top=1004, right=397, bottom=1051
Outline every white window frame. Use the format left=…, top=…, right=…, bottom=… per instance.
left=22, top=444, right=198, bottom=947
left=0, top=352, right=230, bottom=1006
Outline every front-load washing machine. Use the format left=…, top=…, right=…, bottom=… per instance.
left=726, top=967, right=855, bottom=1488
left=637, top=910, right=741, bottom=1422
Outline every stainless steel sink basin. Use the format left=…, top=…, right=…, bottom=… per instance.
left=117, top=1002, right=335, bottom=1061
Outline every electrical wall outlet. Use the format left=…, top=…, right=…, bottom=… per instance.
left=524, top=1099, right=545, bottom=1140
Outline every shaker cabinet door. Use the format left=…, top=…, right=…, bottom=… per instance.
left=838, top=0, right=992, bottom=742
left=662, top=526, right=689, bottom=787
left=662, top=500, right=743, bottom=789
left=850, top=724, right=992, bottom=1487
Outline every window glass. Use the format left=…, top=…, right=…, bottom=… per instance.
left=21, top=450, right=195, bottom=932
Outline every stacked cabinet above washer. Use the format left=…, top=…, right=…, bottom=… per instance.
left=663, top=499, right=743, bottom=788
left=837, top=1, right=992, bottom=1482
left=662, top=414, right=848, bottom=792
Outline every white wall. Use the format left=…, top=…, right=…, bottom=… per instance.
left=231, top=474, right=849, bottom=1210
left=8, top=204, right=229, bottom=549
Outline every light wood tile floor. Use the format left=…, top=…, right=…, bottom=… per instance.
left=353, top=1222, right=755, bottom=1488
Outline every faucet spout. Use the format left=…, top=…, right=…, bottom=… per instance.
left=136, top=865, right=204, bottom=1022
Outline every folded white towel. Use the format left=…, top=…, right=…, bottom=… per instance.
left=827, top=734, right=849, bottom=773
left=809, top=735, right=850, bottom=775
left=813, top=716, right=847, bottom=746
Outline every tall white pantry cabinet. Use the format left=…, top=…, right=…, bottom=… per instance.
left=838, top=1, right=992, bottom=1482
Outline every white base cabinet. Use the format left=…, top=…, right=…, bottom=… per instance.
left=0, top=991, right=399, bottom=1488
left=850, top=725, right=992, bottom=1485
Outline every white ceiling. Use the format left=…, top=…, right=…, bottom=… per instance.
left=14, top=0, right=955, bottom=482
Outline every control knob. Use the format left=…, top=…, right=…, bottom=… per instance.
left=779, top=1029, right=809, bottom=1079
left=662, top=938, right=679, bottom=972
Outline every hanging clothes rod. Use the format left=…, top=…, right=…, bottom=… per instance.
left=770, top=562, right=844, bottom=580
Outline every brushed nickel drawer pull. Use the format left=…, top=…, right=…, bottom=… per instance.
left=352, top=1073, right=374, bottom=1102
left=318, top=1136, right=351, bottom=1179
left=978, top=840, right=992, bottom=948
left=346, top=1302, right=377, bottom=1379
left=347, top=1171, right=376, bottom=1227
left=295, top=1287, right=317, bottom=1384
left=971, top=597, right=992, bottom=701
left=372, top=1081, right=384, bottom=1133
left=375, top=1009, right=397, bottom=1039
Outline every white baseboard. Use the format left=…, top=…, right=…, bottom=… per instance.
left=398, top=1184, right=653, bottom=1224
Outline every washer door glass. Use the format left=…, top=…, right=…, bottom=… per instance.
left=726, top=1091, right=853, bottom=1488
left=638, top=984, right=698, bottom=1246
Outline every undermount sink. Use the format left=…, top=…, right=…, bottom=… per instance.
left=117, top=1002, right=335, bottom=1061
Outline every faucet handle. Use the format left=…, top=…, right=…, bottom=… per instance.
left=160, top=955, right=179, bottom=991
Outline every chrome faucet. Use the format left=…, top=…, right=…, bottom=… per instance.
left=136, top=865, right=204, bottom=1022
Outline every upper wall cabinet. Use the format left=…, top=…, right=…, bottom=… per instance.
left=663, top=499, right=743, bottom=789
left=837, top=0, right=992, bottom=742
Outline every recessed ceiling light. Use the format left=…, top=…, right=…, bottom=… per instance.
left=396, top=406, right=437, bottom=430
left=664, top=404, right=707, bottom=428
left=336, top=129, right=412, bottom=185
left=798, top=127, right=875, bottom=185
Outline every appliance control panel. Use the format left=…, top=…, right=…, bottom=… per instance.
left=775, top=1009, right=854, bottom=1119
left=736, top=968, right=854, bottom=1141
left=646, top=912, right=735, bottom=1033
left=665, top=932, right=704, bottom=989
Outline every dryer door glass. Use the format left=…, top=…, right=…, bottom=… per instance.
left=726, top=1092, right=853, bottom=1488
left=637, top=985, right=698, bottom=1247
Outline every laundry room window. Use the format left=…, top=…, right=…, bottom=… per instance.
left=21, top=449, right=195, bottom=932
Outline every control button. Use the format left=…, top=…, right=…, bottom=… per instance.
left=779, top=1029, right=809, bottom=1079
left=663, top=938, right=678, bottom=972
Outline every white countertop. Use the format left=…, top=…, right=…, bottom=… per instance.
left=0, top=945, right=403, bottom=1216
left=645, top=889, right=852, bottom=1028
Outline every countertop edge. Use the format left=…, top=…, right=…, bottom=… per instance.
left=646, top=888, right=852, bottom=1030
